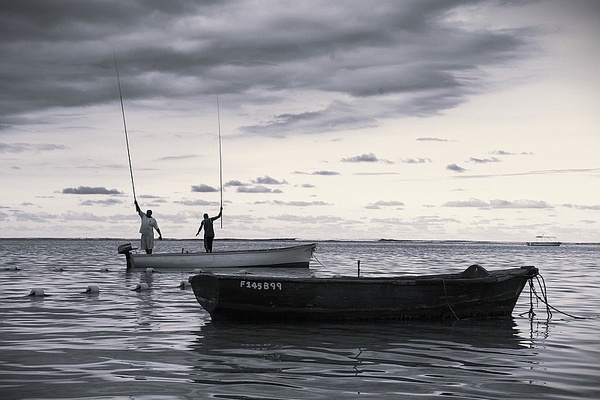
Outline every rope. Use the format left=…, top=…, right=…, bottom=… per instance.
left=312, top=253, right=327, bottom=268
left=521, top=273, right=587, bottom=320
left=442, top=278, right=460, bottom=320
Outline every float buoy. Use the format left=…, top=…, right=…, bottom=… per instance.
left=133, top=283, right=149, bottom=291
left=179, top=280, right=191, bottom=289
left=28, top=288, right=46, bottom=297
left=84, top=285, right=100, bottom=294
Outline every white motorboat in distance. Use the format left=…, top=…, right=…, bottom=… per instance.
left=118, top=242, right=317, bottom=271
left=526, top=235, right=561, bottom=247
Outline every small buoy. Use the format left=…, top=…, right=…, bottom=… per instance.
left=84, top=285, right=100, bottom=294
left=133, top=283, right=149, bottom=291
left=193, top=268, right=203, bottom=275
left=179, top=280, right=191, bottom=289
left=145, top=268, right=155, bottom=275
left=54, top=266, right=64, bottom=272
left=28, top=288, right=46, bottom=297
left=99, top=267, right=109, bottom=272
left=8, top=266, right=20, bottom=271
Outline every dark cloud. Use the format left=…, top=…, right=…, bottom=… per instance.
left=191, top=184, right=218, bottom=192
left=0, top=1, right=535, bottom=134
left=62, top=186, right=122, bottom=195
left=446, top=163, right=467, bottom=173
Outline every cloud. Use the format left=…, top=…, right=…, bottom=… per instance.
left=490, top=150, right=533, bottom=156
left=444, top=198, right=489, bottom=208
left=176, top=199, right=217, bottom=206
left=80, top=199, right=123, bottom=206
left=225, top=180, right=248, bottom=187
left=342, top=153, right=393, bottom=164
left=61, top=186, right=123, bottom=195
left=270, top=200, right=331, bottom=207
left=312, top=170, right=341, bottom=176
left=237, top=185, right=283, bottom=194
left=365, top=200, right=405, bottom=209
left=401, top=158, right=432, bottom=164
left=446, top=163, right=467, bottom=173
left=253, top=176, right=287, bottom=185
left=0, top=143, right=67, bottom=153
left=0, top=1, right=535, bottom=135
left=560, top=203, right=600, bottom=211
left=444, top=198, right=553, bottom=209
left=191, top=184, right=218, bottom=192
left=468, top=157, right=501, bottom=163
left=416, top=137, right=447, bottom=142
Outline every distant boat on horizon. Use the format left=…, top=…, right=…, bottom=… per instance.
left=526, top=235, right=561, bottom=247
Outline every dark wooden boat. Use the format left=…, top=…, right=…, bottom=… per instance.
left=189, top=264, right=539, bottom=322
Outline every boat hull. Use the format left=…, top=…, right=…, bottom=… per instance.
left=189, top=265, right=539, bottom=322
left=119, top=243, right=316, bottom=270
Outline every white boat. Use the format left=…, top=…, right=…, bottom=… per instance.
left=118, top=242, right=316, bottom=270
left=526, top=235, right=561, bottom=247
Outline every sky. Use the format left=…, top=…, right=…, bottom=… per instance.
left=1, top=0, right=599, bottom=242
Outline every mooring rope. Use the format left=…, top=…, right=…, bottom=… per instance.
left=522, top=273, right=587, bottom=320
left=312, top=254, right=327, bottom=268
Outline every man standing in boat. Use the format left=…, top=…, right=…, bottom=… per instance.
left=196, top=207, right=223, bottom=252
left=135, top=200, right=162, bottom=254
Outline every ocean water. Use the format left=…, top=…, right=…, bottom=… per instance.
left=0, top=238, right=598, bottom=400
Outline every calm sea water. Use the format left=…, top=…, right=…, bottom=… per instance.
left=1, top=239, right=598, bottom=400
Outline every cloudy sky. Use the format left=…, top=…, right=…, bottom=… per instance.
left=1, top=0, right=599, bottom=242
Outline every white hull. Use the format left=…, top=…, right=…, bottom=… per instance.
left=119, top=243, right=316, bottom=270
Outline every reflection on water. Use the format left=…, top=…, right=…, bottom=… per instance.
left=0, top=239, right=599, bottom=399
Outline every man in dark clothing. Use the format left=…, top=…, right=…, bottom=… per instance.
left=196, top=207, right=223, bottom=252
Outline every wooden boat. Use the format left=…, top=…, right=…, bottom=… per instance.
left=526, top=235, right=561, bottom=246
left=189, top=264, right=539, bottom=322
left=118, top=242, right=316, bottom=270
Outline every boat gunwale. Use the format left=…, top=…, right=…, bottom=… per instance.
left=131, top=242, right=317, bottom=258
left=191, top=266, right=538, bottom=285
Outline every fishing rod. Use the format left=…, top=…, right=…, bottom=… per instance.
left=113, top=52, right=137, bottom=203
left=216, top=92, right=223, bottom=228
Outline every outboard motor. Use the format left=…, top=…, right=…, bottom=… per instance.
left=118, top=243, right=135, bottom=269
